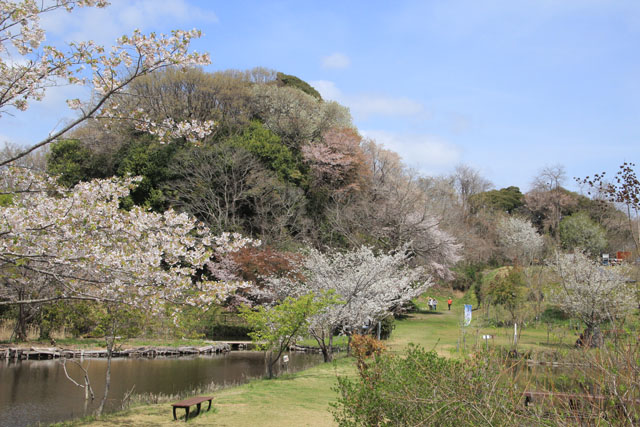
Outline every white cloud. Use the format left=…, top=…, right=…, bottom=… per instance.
left=310, top=80, right=426, bottom=119
left=322, top=52, right=351, bottom=69
left=349, top=95, right=424, bottom=118
left=310, top=80, right=342, bottom=100
left=41, top=0, right=218, bottom=45
left=361, top=129, right=461, bottom=175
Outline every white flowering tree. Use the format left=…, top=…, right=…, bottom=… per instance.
left=0, top=168, right=257, bottom=307
left=549, top=251, right=634, bottom=347
left=497, top=216, right=544, bottom=265
left=496, top=216, right=546, bottom=319
left=265, top=246, right=429, bottom=362
left=0, top=1, right=253, bottom=413
left=0, top=167, right=257, bottom=411
left=1, top=0, right=215, bottom=167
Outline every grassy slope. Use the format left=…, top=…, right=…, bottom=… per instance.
left=60, top=289, right=576, bottom=426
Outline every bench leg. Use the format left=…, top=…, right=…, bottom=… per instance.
left=173, top=407, right=177, bottom=421
left=207, top=399, right=212, bottom=411
left=185, top=407, right=190, bottom=422
left=196, top=402, right=201, bottom=416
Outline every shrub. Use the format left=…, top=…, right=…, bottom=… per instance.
left=333, top=343, right=640, bottom=426
left=333, top=345, right=530, bottom=426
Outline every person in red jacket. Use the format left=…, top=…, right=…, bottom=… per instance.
left=447, top=298, right=452, bottom=310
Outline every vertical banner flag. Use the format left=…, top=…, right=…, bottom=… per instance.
left=464, top=304, right=472, bottom=326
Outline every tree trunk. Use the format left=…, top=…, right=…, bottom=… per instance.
left=586, top=326, right=604, bottom=348
left=97, top=334, right=114, bottom=415
left=578, top=325, right=604, bottom=348
left=321, top=345, right=333, bottom=362
left=15, top=298, right=29, bottom=342
left=267, top=351, right=274, bottom=379
left=328, top=332, right=334, bottom=361
left=13, top=290, right=29, bottom=341
left=312, top=331, right=333, bottom=362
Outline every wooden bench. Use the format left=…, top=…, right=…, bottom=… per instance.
left=171, top=396, right=213, bottom=421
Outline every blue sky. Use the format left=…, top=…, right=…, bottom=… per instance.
left=2, top=0, right=640, bottom=192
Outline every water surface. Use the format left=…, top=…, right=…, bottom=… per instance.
left=0, top=351, right=321, bottom=427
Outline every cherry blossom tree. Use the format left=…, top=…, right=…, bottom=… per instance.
left=496, top=216, right=546, bottom=319
left=302, top=127, right=369, bottom=193
left=347, top=140, right=463, bottom=279
left=0, top=168, right=256, bottom=310
left=549, top=251, right=633, bottom=347
left=496, top=216, right=544, bottom=265
left=264, top=246, right=430, bottom=362
left=0, top=167, right=259, bottom=412
left=0, top=1, right=261, bottom=413
left=1, top=0, right=214, bottom=166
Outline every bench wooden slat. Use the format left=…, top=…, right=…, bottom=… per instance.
left=171, top=396, right=213, bottom=422
left=172, top=396, right=213, bottom=407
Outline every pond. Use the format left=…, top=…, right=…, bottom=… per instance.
left=0, top=351, right=323, bottom=427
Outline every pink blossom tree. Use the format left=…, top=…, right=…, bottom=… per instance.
left=302, top=127, right=369, bottom=193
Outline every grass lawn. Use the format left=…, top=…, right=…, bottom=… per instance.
left=392, top=291, right=576, bottom=356
left=56, top=357, right=354, bottom=426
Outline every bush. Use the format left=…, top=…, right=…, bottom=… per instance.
left=451, top=263, right=484, bottom=292
left=334, top=342, right=640, bottom=426
left=208, top=323, right=252, bottom=340
left=333, top=345, right=531, bottom=426
left=539, top=306, right=569, bottom=323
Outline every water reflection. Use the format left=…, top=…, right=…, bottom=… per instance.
left=0, top=351, right=322, bottom=427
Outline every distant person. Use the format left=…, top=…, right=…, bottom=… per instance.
left=433, top=298, right=438, bottom=311
left=428, top=297, right=434, bottom=311
left=447, top=298, right=452, bottom=310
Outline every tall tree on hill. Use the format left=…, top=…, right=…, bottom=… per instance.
left=328, top=140, right=462, bottom=279
left=250, top=84, right=351, bottom=150
left=558, top=212, right=607, bottom=256
left=451, top=164, right=493, bottom=222
left=302, top=127, right=370, bottom=193
left=578, top=162, right=640, bottom=254
left=526, top=165, right=575, bottom=239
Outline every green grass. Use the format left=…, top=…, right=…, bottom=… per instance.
left=60, top=357, right=355, bottom=426
left=296, top=335, right=349, bottom=349
left=392, top=291, right=576, bottom=356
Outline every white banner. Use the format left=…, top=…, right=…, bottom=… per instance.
left=464, top=304, right=472, bottom=326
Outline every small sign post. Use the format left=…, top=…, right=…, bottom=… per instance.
left=482, top=334, right=492, bottom=350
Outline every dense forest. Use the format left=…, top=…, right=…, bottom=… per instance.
left=1, top=66, right=637, bottom=342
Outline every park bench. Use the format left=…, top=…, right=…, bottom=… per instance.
left=171, top=396, right=213, bottom=421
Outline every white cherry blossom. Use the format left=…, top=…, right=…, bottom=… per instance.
left=0, top=167, right=258, bottom=314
